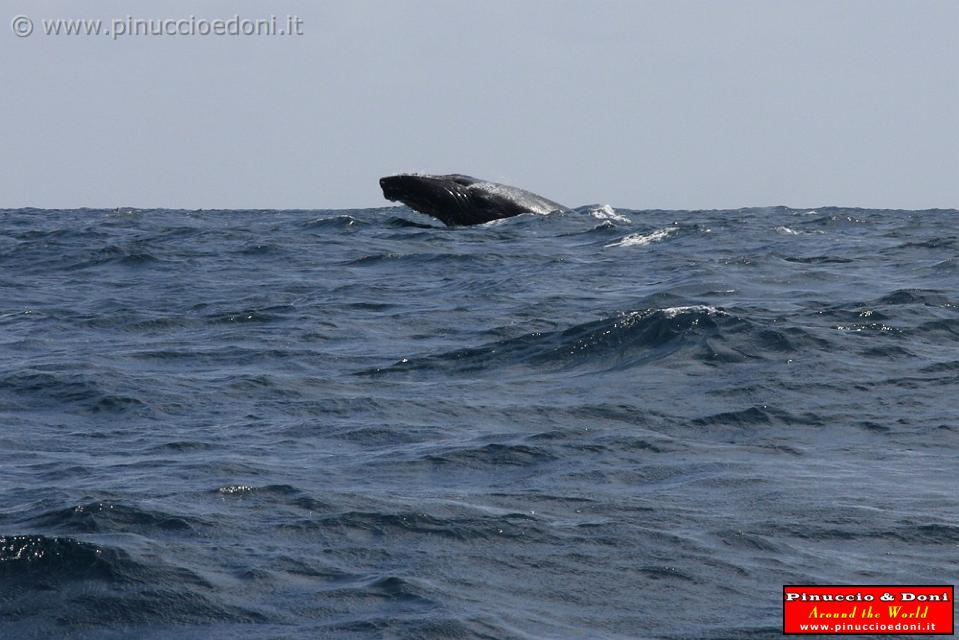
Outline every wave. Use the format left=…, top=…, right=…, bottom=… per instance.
left=421, top=442, right=558, bottom=468
left=235, top=242, right=283, bottom=256
left=693, top=405, right=826, bottom=427
left=344, top=251, right=503, bottom=267
left=0, top=534, right=137, bottom=583
left=874, top=288, right=954, bottom=307
left=302, top=214, right=367, bottom=229
left=0, top=535, right=266, bottom=626
left=783, top=255, right=853, bottom=264
left=280, top=508, right=543, bottom=544
left=362, top=305, right=829, bottom=378
left=586, top=204, right=632, bottom=224
left=214, top=483, right=333, bottom=513
left=605, top=226, right=679, bottom=248
left=0, top=370, right=148, bottom=414
left=385, top=215, right=442, bottom=229
left=66, top=244, right=165, bottom=270
left=25, top=501, right=200, bottom=535
left=775, top=225, right=824, bottom=236
left=812, top=289, right=958, bottom=345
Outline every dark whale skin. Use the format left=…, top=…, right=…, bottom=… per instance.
left=379, top=173, right=568, bottom=226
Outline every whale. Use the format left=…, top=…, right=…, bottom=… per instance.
left=379, top=173, right=568, bottom=227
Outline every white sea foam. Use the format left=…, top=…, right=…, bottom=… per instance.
left=621, top=305, right=723, bottom=321
left=589, top=204, right=631, bottom=224
left=775, top=225, right=824, bottom=236
left=660, top=305, right=722, bottom=318
left=605, top=226, right=678, bottom=248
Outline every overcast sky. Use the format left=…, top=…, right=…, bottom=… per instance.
left=1, top=0, right=956, bottom=210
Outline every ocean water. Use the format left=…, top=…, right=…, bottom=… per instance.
left=0, top=204, right=957, bottom=639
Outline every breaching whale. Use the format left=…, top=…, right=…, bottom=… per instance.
left=379, top=173, right=568, bottom=227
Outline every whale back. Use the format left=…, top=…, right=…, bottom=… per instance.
left=379, top=173, right=567, bottom=226
left=466, top=180, right=567, bottom=217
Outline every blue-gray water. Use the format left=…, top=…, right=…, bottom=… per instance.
left=1, top=205, right=957, bottom=639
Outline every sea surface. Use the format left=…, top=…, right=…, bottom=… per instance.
left=1, top=204, right=957, bottom=639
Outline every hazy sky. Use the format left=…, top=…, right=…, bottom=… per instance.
left=2, top=0, right=957, bottom=210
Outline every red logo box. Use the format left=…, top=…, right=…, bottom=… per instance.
left=783, top=585, right=954, bottom=635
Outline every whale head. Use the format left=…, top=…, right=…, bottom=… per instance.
left=379, top=173, right=527, bottom=227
